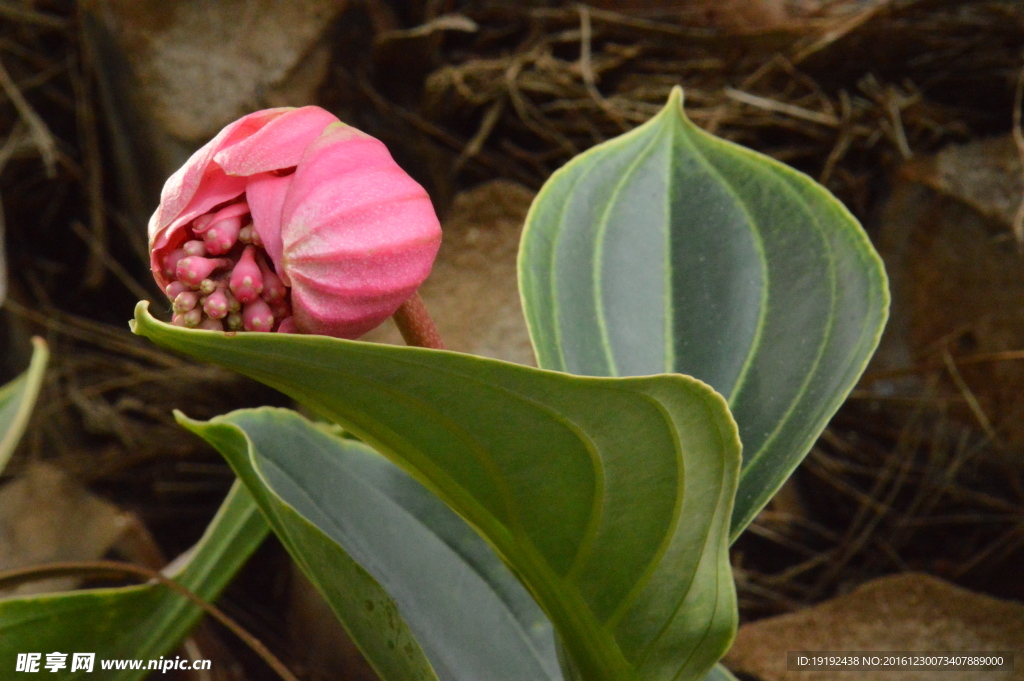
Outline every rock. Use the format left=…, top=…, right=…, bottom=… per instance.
left=0, top=463, right=161, bottom=596
left=81, top=0, right=346, bottom=221
left=83, top=0, right=344, bottom=144
left=724, top=572, right=1024, bottom=681
left=362, top=180, right=537, bottom=366
left=868, top=170, right=1024, bottom=451
left=902, top=135, right=1024, bottom=233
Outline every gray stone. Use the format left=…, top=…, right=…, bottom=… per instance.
left=724, top=573, right=1024, bottom=681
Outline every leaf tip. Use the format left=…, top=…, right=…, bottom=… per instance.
left=668, top=85, right=685, bottom=109
left=27, top=336, right=49, bottom=371
left=656, top=85, right=693, bottom=133
left=172, top=408, right=194, bottom=427
left=174, top=411, right=230, bottom=447
left=662, top=85, right=688, bottom=120
left=173, top=410, right=232, bottom=438
left=131, top=300, right=153, bottom=335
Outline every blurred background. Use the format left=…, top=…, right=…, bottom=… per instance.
left=1, top=1, right=1022, bottom=679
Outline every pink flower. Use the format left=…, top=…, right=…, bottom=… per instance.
left=148, top=106, right=442, bottom=338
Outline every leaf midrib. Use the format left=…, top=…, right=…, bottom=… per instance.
left=668, top=119, right=769, bottom=408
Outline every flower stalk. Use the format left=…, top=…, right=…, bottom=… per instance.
left=392, top=292, right=444, bottom=350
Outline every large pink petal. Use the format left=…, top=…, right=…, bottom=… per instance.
left=149, top=165, right=246, bottom=287
left=148, top=108, right=287, bottom=245
left=280, top=133, right=394, bottom=229
left=280, top=124, right=439, bottom=254
left=214, top=107, right=338, bottom=177
left=291, top=291, right=409, bottom=339
left=284, top=168, right=432, bottom=257
left=280, top=122, right=441, bottom=338
left=245, top=172, right=292, bottom=284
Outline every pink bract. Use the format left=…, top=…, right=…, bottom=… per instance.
left=148, top=106, right=441, bottom=338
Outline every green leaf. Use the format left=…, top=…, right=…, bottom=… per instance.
left=132, top=302, right=742, bottom=681
left=179, top=410, right=442, bottom=681
left=518, top=86, right=889, bottom=540
left=181, top=406, right=562, bottom=681
left=0, top=337, right=49, bottom=474
left=0, top=480, right=268, bottom=679
left=705, top=664, right=740, bottom=681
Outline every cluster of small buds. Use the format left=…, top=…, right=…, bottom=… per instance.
left=161, top=201, right=292, bottom=332
left=149, top=107, right=443, bottom=338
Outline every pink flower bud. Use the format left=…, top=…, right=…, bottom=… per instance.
left=238, top=224, right=261, bottom=246
left=197, top=317, right=225, bottom=332
left=192, top=214, right=215, bottom=234
left=183, top=240, right=207, bottom=257
left=203, top=216, right=241, bottom=255
left=257, top=256, right=287, bottom=303
left=164, top=281, right=190, bottom=300
left=148, top=106, right=441, bottom=338
left=182, top=308, right=203, bottom=328
left=229, top=245, right=263, bottom=304
left=223, top=287, right=241, bottom=313
left=173, top=291, right=199, bottom=314
left=277, top=316, right=297, bottom=334
left=162, top=249, right=188, bottom=280
left=175, top=256, right=230, bottom=287
left=268, top=298, right=291, bottom=321
left=203, top=289, right=230, bottom=319
left=242, top=299, right=274, bottom=332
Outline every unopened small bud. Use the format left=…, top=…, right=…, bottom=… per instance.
left=229, top=246, right=263, bottom=304
left=192, top=214, right=214, bottom=234
left=183, top=240, right=207, bottom=257
left=203, top=216, right=242, bottom=255
left=165, top=281, right=189, bottom=300
left=277, top=316, right=297, bottom=333
left=242, top=299, right=274, bottom=332
left=198, top=317, right=224, bottom=331
left=162, top=249, right=188, bottom=280
left=258, top=257, right=287, bottom=303
left=224, top=287, right=241, bottom=312
left=269, top=298, right=291, bottom=321
left=173, top=291, right=199, bottom=314
left=182, top=308, right=203, bottom=327
left=176, top=256, right=231, bottom=286
left=203, top=289, right=230, bottom=319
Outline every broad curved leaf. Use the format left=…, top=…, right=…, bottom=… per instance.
left=0, top=481, right=268, bottom=680
left=132, top=302, right=741, bottom=681
left=0, top=337, right=49, bottom=474
left=182, top=407, right=560, bottom=681
left=182, top=409, right=440, bottom=681
left=518, top=87, right=889, bottom=539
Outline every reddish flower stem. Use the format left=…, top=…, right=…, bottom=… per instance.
left=393, top=292, right=445, bottom=349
